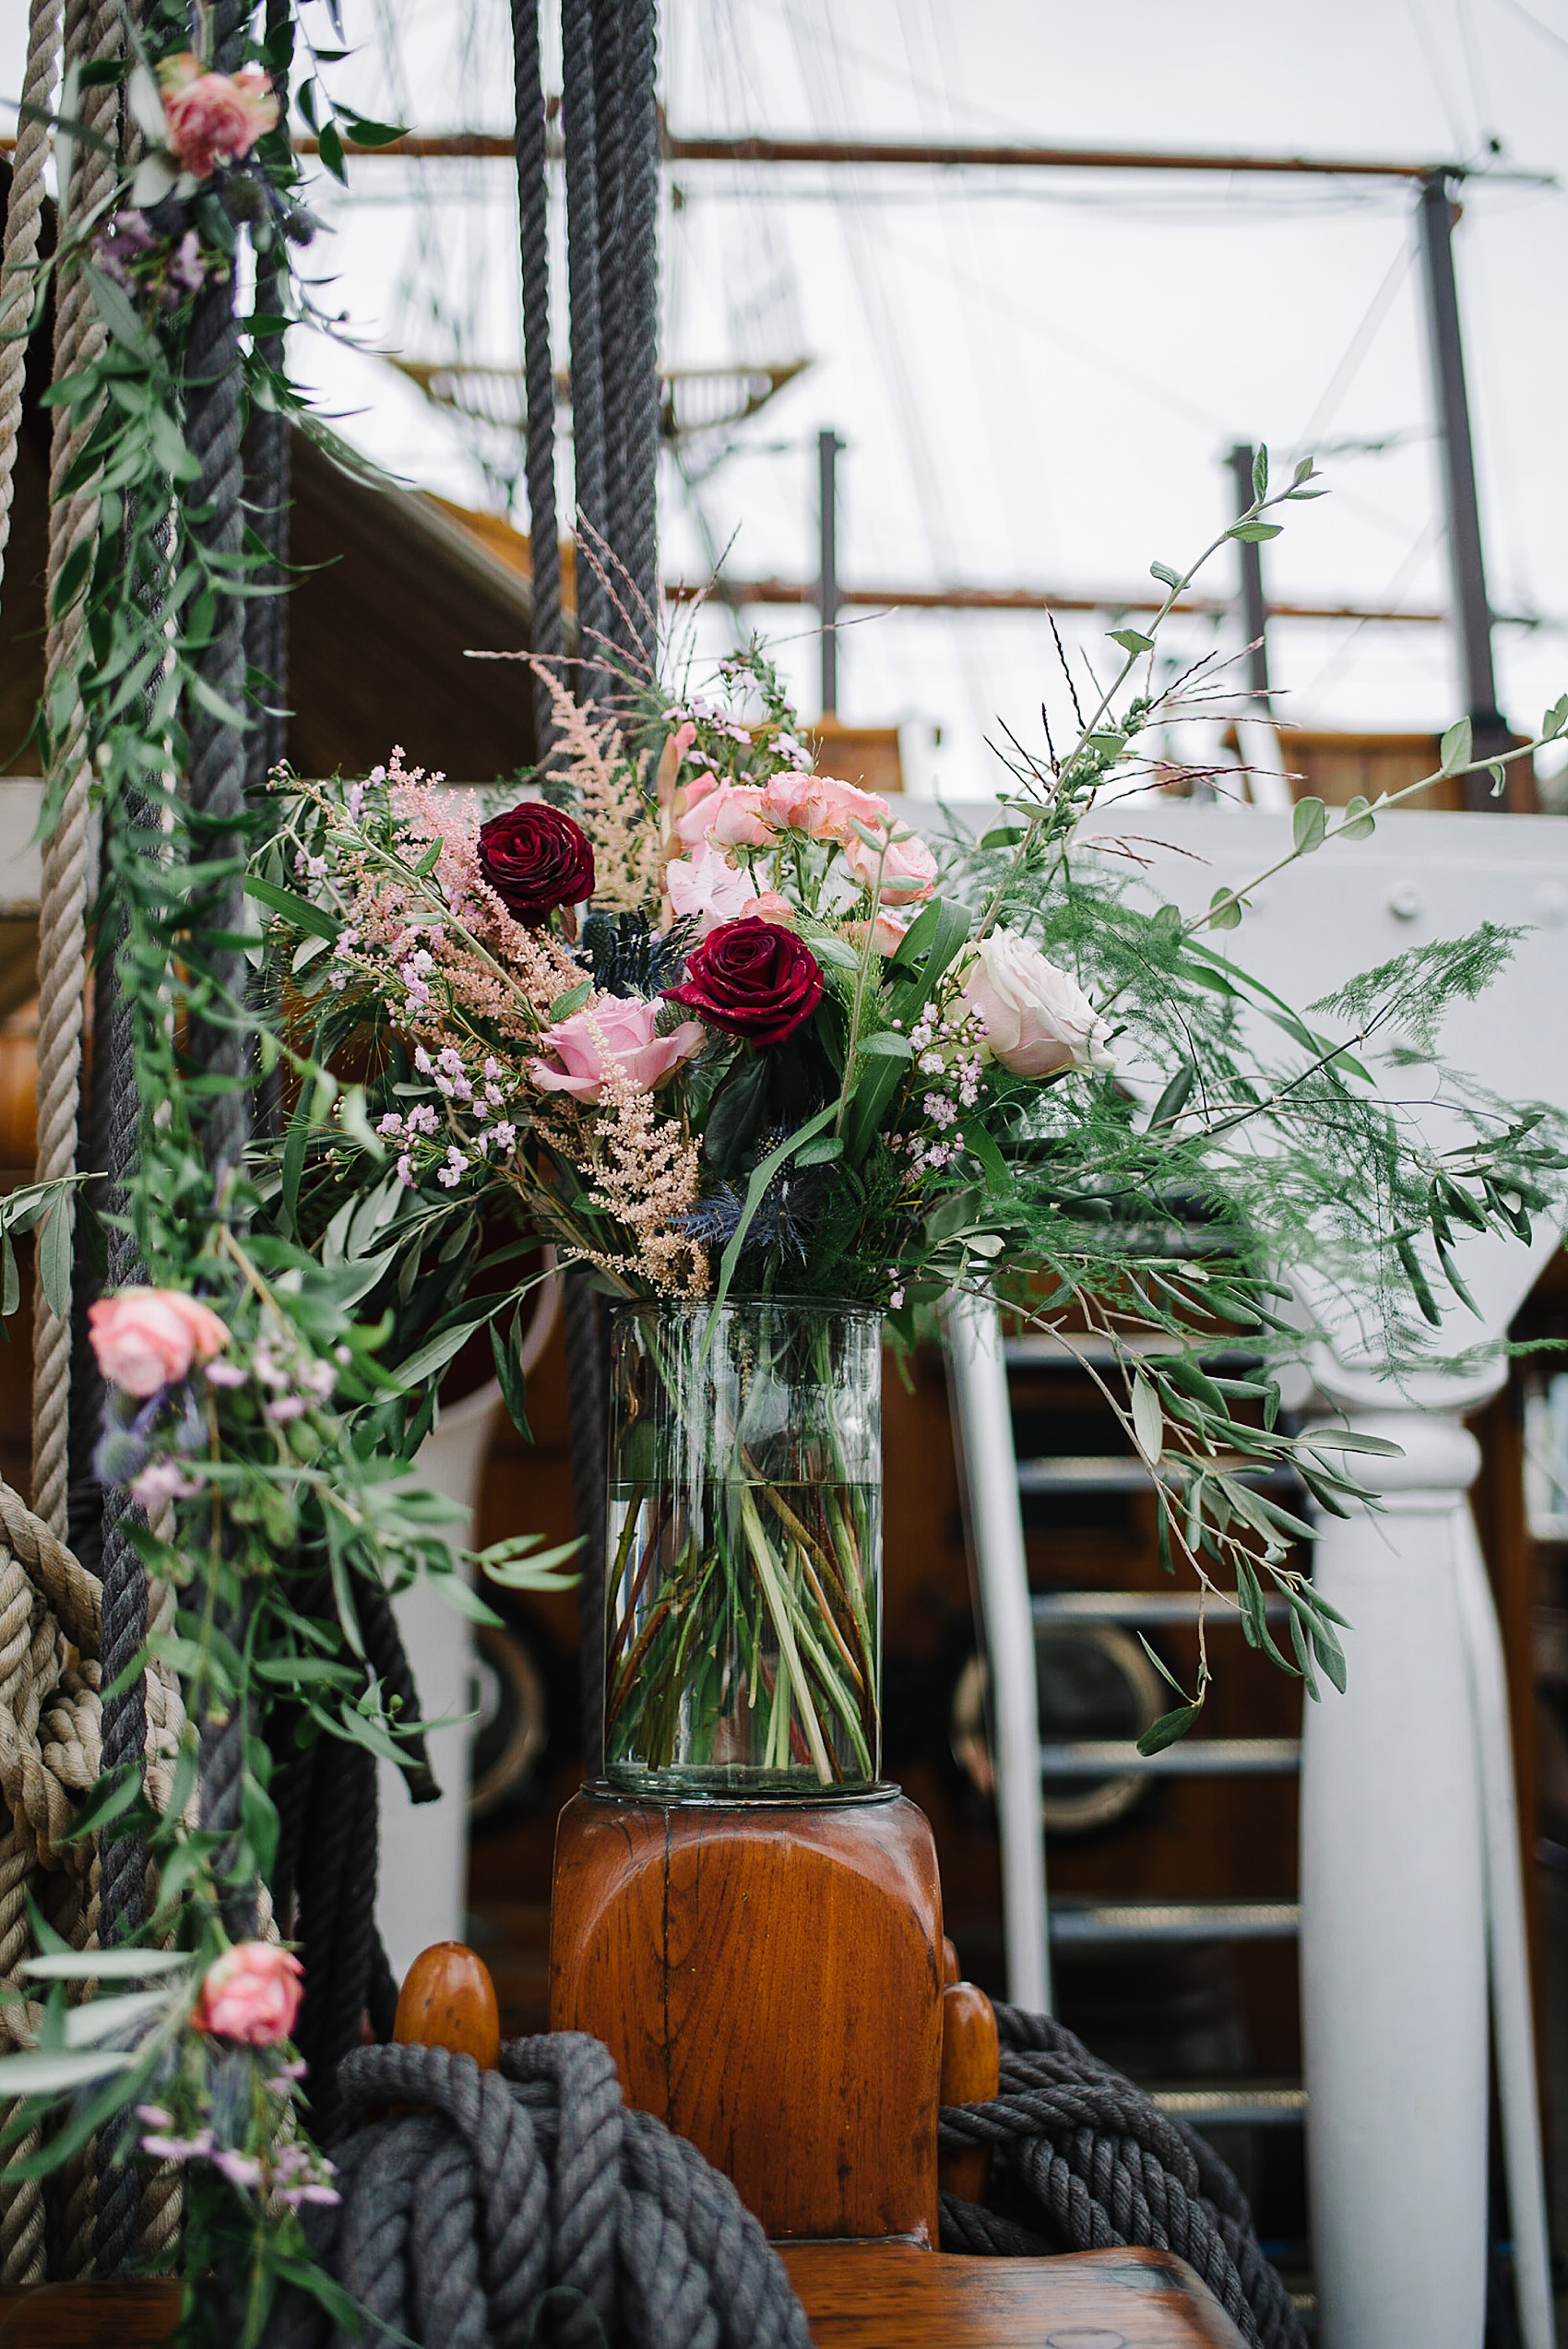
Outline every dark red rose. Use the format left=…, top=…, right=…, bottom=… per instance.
left=664, top=917, right=823, bottom=1047
left=478, top=802, right=596, bottom=925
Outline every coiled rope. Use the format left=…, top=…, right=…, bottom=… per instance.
left=939, top=2000, right=1306, bottom=2349
left=264, top=2033, right=812, bottom=2349
left=0, top=1478, right=187, bottom=2283
left=32, top=0, right=123, bottom=1543
left=263, top=2007, right=1301, bottom=2349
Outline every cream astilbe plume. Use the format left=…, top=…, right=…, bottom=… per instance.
left=537, top=670, right=663, bottom=917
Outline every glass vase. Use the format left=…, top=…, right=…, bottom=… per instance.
left=603, top=1298, right=883, bottom=1797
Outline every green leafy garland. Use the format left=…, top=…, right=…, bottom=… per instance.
left=1, top=7, right=568, bottom=2337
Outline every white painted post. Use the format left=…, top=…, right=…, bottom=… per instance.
left=1298, top=1384, right=1493, bottom=2349
left=946, top=1293, right=1052, bottom=2013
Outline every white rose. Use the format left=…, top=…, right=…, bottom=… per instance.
left=956, top=930, right=1114, bottom=1077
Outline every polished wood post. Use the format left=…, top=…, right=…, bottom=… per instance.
left=550, top=1785, right=944, bottom=2244
left=394, top=1939, right=502, bottom=2070
left=938, top=1978, right=1000, bottom=2207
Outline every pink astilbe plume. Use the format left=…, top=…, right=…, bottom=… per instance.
left=568, top=1038, right=708, bottom=1299
left=535, top=670, right=664, bottom=916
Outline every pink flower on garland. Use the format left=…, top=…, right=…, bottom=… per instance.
left=194, top=1942, right=303, bottom=2046
left=157, top=53, right=278, bottom=180
left=88, top=1288, right=230, bottom=1397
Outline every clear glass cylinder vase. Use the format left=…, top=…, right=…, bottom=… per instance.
left=604, top=1298, right=883, bottom=1798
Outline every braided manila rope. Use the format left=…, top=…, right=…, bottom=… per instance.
left=0, top=0, right=62, bottom=611
left=0, top=1477, right=188, bottom=2283
left=32, top=0, right=125, bottom=1542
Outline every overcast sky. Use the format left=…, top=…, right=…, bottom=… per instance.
left=7, top=0, right=1568, bottom=795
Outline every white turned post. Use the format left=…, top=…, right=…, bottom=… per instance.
left=1300, top=1397, right=1491, bottom=2349
left=946, top=1293, right=1053, bottom=2012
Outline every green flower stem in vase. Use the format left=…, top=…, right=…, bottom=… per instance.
left=604, top=1299, right=883, bottom=1797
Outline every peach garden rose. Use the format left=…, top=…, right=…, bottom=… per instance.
left=88, top=1287, right=230, bottom=1397
left=193, top=1942, right=303, bottom=2046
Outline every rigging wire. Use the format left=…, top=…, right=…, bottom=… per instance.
left=1289, top=236, right=1418, bottom=452
left=778, top=0, right=1003, bottom=745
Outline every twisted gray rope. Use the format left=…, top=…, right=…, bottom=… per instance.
left=939, top=2001, right=1305, bottom=2349
left=560, top=0, right=611, bottom=695
left=611, top=0, right=659, bottom=646
left=509, top=0, right=564, bottom=756
left=590, top=0, right=627, bottom=598
left=263, top=2035, right=812, bottom=2349
left=184, top=0, right=257, bottom=1953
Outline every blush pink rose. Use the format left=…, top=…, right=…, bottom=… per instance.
left=844, top=826, right=939, bottom=907
left=666, top=842, right=759, bottom=933
left=846, top=909, right=911, bottom=956
left=749, top=891, right=797, bottom=927
left=762, top=771, right=891, bottom=845
left=88, top=1288, right=230, bottom=1398
left=529, top=995, right=705, bottom=1103
left=194, top=1942, right=303, bottom=2046
left=158, top=53, right=279, bottom=179
left=674, top=783, right=774, bottom=849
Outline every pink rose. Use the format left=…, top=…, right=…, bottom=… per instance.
left=750, top=891, right=797, bottom=927
left=158, top=53, right=278, bottom=179
left=666, top=842, right=759, bottom=933
left=844, top=826, right=939, bottom=907
left=671, top=721, right=698, bottom=761
left=675, top=783, right=774, bottom=849
left=762, top=771, right=891, bottom=845
left=194, top=1942, right=303, bottom=2046
left=846, top=909, right=911, bottom=956
left=529, top=995, right=706, bottom=1103
left=88, top=1287, right=230, bottom=1398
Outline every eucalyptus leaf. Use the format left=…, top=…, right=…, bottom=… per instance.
left=1131, top=1373, right=1162, bottom=1466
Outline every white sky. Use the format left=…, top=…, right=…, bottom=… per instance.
left=7, top=0, right=1568, bottom=796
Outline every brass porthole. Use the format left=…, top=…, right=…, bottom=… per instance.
left=951, top=1619, right=1165, bottom=1835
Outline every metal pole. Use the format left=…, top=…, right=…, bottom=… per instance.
left=1227, top=443, right=1270, bottom=705
left=1418, top=172, right=1509, bottom=809
left=817, top=426, right=842, bottom=717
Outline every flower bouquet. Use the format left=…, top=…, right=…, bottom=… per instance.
left=262, top=467, right=1567, bottom=1793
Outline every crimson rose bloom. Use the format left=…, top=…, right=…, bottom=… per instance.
left=665, top=917, right=823, bottom=1047
left=478, top=803, right=596, bottom=925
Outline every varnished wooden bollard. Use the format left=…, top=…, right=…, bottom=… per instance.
left=551, top=1787, right=945, bottom=2244
left=394, top=1939, right=502, bottom=2070
left=938, top=1977, right=1000, bottom=2206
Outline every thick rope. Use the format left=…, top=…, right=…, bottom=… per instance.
left=0, top=0, right=62, bottom=610
left=291, top=1737, right=383, bottom=2150
left=263, top=2034, right=812, bottom=2349
left=32, top=0, right=122, bottom=1540
left=939, top=2001, right=1305, bottom=2349
left=611, top=0, right=659, bottom=647
left=509, top=0, right=564, bottom=756
left=560, top=0, right=612, bottom=694
left=184, top=0, right=257, bottom=1951
left=590, top=0, right=627, bottom=601
left=0, top=1478, right=185, bottom=2281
